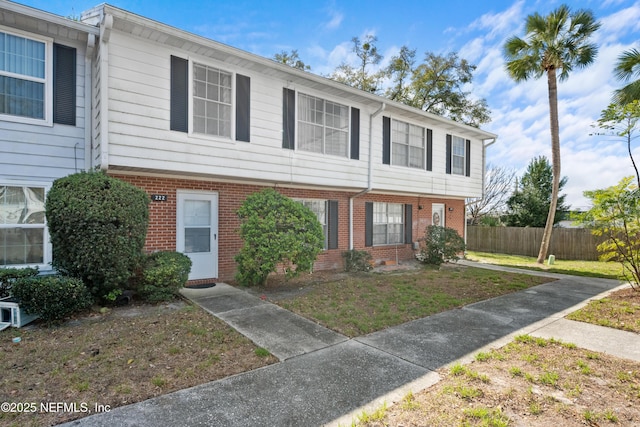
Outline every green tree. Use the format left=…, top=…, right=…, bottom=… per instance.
left=577, top=177, right=640, bottom=290
left=273, top=49, right=310, bottom=71
left=387, top=51, right=491, bottom=127
left=504, top=4, right=600, bottom=263
left=613, top=47, right=640, bottom=106
left=595, top=100, right=640, bottom=187
left=45, top=171, right=149, bottom=300
left=235, top=188, right=324, bottom=286
left=329, top=34, right=386, bottom=93
left=505, top=156, right=569, bottom=228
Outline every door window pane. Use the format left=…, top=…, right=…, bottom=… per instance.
left=184, top=200, right=210, bottom=227
left=184, top=228, right=210, bottom=253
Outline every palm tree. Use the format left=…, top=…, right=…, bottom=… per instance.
left=614, top=48, right=640, bottom=106
left=503, top=5, right=600, bottom=264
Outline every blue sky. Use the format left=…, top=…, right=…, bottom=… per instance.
left=16, top=0, right=640, bottom=209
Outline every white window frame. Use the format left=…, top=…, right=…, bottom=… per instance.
left=0, top=181, right=51, bottom=269
left=372, top=202, right=404, bottom=246
left=297, top=92, right=350, bottom=158
left=0, top=26, right=53, bottom=126
left=451, top=135, right=466, bottom=175
left=392, top=119, right=425, bottom=169
left=294, top=198, right=328, bottom=249
left=188, top=59, right=235, bottom=140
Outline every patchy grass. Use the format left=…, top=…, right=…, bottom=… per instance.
left=355, top=336, right=640, bottom=426
left=465, top=251, right=623, bottom=279
left=568, top=287, right=640, bottom=333
left=0, top=303, right=277, bottom=427
left=271, top=264, right=551, bottom=337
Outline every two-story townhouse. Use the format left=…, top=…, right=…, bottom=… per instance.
left=0, top=1, right=99, bottom=271
left=77, top=4, right=496, bottom=283
left=2, top=2, right=497, bottom=283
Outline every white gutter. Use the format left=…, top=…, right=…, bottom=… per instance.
left=349, top=102, right=386, bottom=249
left=98, top=13, right=113, bottom=171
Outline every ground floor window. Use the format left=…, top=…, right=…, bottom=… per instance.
left=373, top=202, right=404, bottom=245
left=295, top=199, right=328, bottom=248
left=0, top=185, right=46, bottom=266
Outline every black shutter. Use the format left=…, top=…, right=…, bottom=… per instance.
left=446, top=134, right=452, bottom=174
left=365, top=202, right=373, bottom=247
left=382, top=116, right=391, bottom=165
left=282, top=88, right=295, bottom=149
left=426, top=128, right=433, bottom=171
left=327, top=200, right=339, bottom=249
left=235, top=74, right=250, bottom=142
left=170, top=56, right=188, bottom=132
left=404, top=204, right=413, bottom=244
left=350, top=107, right=360, bottom=160
left=53, top=44, right=76, bottom=126
left=465, top=139, right=471, bottom=177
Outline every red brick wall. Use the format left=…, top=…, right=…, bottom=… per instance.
left=111, top=174, right=465, bottom=281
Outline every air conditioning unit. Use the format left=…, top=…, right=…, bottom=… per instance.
left=0, top=297, right=39, bottom=328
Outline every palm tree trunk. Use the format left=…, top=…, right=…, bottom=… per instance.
left=537, top=68, right=561, bottom=264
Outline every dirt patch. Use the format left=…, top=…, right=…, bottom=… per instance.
left=0, top=301, right=277, bottom=427
left=361, top=335, right=640, bottom=426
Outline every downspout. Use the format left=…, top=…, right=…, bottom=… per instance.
left=84, top=34, right=95, bottom=171
left=99, top=13, right=113, bottom=171
left=349, top=102, right=385, bottom=249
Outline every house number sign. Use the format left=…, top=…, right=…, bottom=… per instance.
left=151, top=194, right=168, bottom=202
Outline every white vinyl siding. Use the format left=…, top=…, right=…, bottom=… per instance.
left=192, top=63, right=232, bottom=138
left=392, top=119, right=425, bottom=169
left=298, top=93, right=349, bottom=157
left=0, top=27, right=52, bottom=125
left=373, top=202, right=404, bottom=245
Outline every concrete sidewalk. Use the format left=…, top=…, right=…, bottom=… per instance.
left=60, top=263, right=638, bottom=427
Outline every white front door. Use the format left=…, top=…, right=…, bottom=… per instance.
left=432, top=203, right=445, bottom=227
left=177, top=191, right=218, bottom=280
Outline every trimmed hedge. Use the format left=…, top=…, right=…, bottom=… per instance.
left=137, top=251, right=192, bottom=303
left=45, top=171, right=149, bottom=300
left=11, top=276, right=93, bottom=324
left=0, top=267, right=38, bottom=298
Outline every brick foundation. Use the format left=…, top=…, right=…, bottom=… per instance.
left=111, top=174, right=464, bottom=282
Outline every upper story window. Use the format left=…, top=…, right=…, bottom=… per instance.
left=451, top=135, right=466, bottom=175
left=392, top=119, right=425, bottom=169
left=170, top=55, right=250, bottom=142
left=193, top=63, right=232, bottom=137
left=298, top=93, right=349, bottom=157
left=0, top=30, right=48, bottom=123
left=446, top=134, right=470, bottom=177
left=382, top=116, right=432, bottom=171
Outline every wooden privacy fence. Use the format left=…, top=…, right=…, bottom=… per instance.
left=467, top=226, right=606, bottom=261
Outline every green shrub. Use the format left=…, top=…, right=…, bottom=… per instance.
left=418, top=225, right=466, bottom=265
left=343, top=250, right=373, bottom=272
left=45, top=171, right=149, bottom=301
left=235, top=188, right=324, bottom=286
left=137, top=252, right=192, bottom=302
left=0, top=267, right=38, bottom=298
left=11, top=276, right=93, bottom=324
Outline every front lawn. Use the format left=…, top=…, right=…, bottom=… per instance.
left=273, top=264, right=552, bottom=337
left=465, top=251, right=623, bottom=279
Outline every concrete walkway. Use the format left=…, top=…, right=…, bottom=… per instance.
left=60, top=262, right=639, bottom=427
